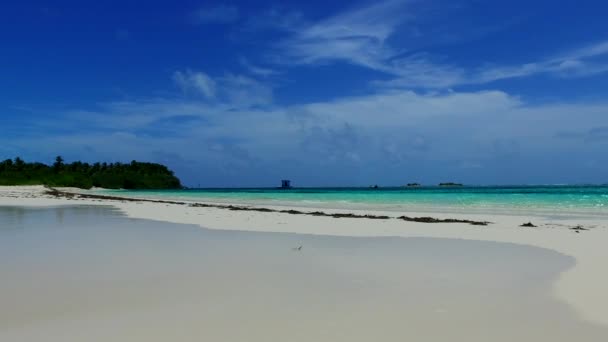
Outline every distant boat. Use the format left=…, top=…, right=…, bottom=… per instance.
left=280, top=180, right=292, bottom=189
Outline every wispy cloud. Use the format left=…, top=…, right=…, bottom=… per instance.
left=265, top=0, right=608, bottom=88
left=239, top=57, right=279, bottom=77
left=474, top=41, right=608, bottom=83
left=218, top=73, right=274, bottom=106
left=173, top=70, right=273, bottom=107
left=367, top=40, right=608, bottom=89
left=373, top=54, right=466, bottom=88
left=173, top=70, right=216, bottom=99
left=192, top=4, right=239, bottom=24
left=565, top=41, right=608, bottom=60
left=243, top=7, right=306, bottom=33
left=277, top=0, right=409, bottom=69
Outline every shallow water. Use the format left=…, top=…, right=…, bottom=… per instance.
left=1, top=205, right=607, bottom=341
left=100, top=185, right=608, bottom=217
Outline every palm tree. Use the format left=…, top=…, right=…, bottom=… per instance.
left=14, top=157, right=25, bottom=170
left=53, top=156, right=64, bottom=172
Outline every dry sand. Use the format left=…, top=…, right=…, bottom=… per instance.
left=1, top=185, right=608, bottom=330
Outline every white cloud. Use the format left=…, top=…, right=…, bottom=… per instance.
left=8, top=67, right=608, bottom=185
left=192, top=5, right=239, bottom=24
left=27, top=87, right=604, bottom=162
left=173, top=70, right=217, bottom=99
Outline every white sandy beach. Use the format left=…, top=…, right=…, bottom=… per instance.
left=1, top=185, right=608, bottom=333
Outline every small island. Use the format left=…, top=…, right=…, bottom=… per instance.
left=406, top=183, right=421, bottom=187
left=439, top=182, right=463, bottom=187
left=0, top=156, right=182, bottom=189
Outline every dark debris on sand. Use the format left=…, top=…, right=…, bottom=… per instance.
left=45, top=187, right=491, bottom=226
left=398, top=216, right=489, bottom=226
left=570, top=225, right=589, bottom=233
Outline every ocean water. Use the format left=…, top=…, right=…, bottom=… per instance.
left=99, top=185, right=608, bottom=215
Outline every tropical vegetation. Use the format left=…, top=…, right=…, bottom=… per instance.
left=0, top=156, right=182, bottom=189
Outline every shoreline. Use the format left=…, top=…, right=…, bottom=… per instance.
left=92, top=188, right=608, bottom=219
left=1, top=185, right=608, bottom=328
left=45, top=187, right=492, bottom=226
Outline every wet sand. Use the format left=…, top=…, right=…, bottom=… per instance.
left=1, top=205, right=607, bottom=341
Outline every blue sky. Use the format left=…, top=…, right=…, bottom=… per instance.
left=2, top=0, right=608, bottom=186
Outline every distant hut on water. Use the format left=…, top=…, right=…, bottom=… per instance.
left=280, top=180, right=292, bottom=189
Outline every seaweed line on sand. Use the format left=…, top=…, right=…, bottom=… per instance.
left=44, top=187, right=491, bottom=226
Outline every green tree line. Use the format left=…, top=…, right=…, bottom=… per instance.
left=0, top=156, right=182, bottom=189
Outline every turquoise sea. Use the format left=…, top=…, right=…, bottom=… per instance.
left=100, top=185, right=608, bottom=215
